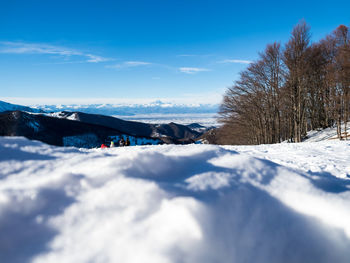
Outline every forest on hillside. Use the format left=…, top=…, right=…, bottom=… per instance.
left=218, top=21, right=350, bottom=145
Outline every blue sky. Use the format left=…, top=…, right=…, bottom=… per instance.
left=1, top=0, right=349, bottom=105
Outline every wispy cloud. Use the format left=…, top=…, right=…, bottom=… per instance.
left=179, top=67, right=210, bottom=74
left=218, top=59, right=253, bottom=64
left=106, top=61, right=152, bottom=69
left=177, top=54, right=196, bottom=57
left=85, top=54, right=109, bottom=63
left=0, top=41, right=109, bottom=63
left=124, top=61, right=152, bottom=66
left=177, top=54, right=214, bottom=58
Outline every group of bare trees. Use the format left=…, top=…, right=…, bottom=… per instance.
left=218, top=21, right=350, bottom=145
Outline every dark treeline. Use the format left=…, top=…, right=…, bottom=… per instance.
left=218, top=21, right=350, bottom=145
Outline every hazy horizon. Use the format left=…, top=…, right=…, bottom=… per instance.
left=0, top=94, right=222, bottom=106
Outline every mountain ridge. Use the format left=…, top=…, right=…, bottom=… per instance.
left=0, top=110, right=203, bottom=148
left=0, top=100, right=44, bottom=113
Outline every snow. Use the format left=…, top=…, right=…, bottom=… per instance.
left=1, top=137, right=350, bottom=263
left=226, top=141, right=350, bottom=179
left=46, top=112, right=79, bottom=121
left=304, top=123, right=350, bottom=142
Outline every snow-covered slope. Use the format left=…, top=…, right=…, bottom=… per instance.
left=0, top=100, right=42, bottom=113
left=1, top=137, right=350, bottom=263
left=227, top=141, right=350, bottom=179
left=304, top=123, right=350, bottom=142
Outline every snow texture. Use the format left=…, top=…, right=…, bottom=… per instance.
left=0, top=137, right=350, bottom=263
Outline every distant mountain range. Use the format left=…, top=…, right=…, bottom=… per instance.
left=0, top=100, right=215, bottom=148
left=31, top=100, right=219, bottom=116
left=0, top=100, right=43, bottom=113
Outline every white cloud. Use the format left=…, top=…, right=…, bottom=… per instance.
left=0, top=41, right=109, bottom=63
left=85, top=54, right=109, bottom=63
left=124, top=61, right=151, bottom=66
left=218, top=59, right=253, bottom=64
left=106, top=61, right=152, bottom=69
left=177, top=54, right=214, bottom=58
left=179, top=67, right=210, bottom=74
left=177, top=54, right=196, bottom=57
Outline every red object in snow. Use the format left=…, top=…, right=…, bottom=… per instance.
left=101, top=144, right=108, bottom=149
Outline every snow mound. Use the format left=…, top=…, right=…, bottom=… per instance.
left=0, top=137, right=350, bottom=263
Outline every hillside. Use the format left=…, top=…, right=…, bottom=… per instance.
left=0, top=111, right=124, bottom=148
left=0, top=110, right=202, bottom=148
left=0, top=137, right=349, bottom=263
left=303, top=123, right=350, bottom=142
left=48, top=111, right=200, bottom=141
left=0, top=100, right=43, bottom=113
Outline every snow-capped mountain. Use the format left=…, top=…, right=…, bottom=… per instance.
left=0, top=100, right=219, bottom=127
left=0, top=100, right=43, bottom=113
left=32, top=100, right=219, bottom=116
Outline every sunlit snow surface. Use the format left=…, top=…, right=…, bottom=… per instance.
left=1, top=137, right=350, bottom=263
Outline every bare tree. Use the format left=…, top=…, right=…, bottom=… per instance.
left=219, top=42, right=284, bottom=144
left=283, top=21, right=311, bottom=142
left=323, top=25, right=350, bottom=139
left=217, top=22, right=349, bottom=145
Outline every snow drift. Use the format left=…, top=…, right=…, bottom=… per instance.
left=0, top=137, right=350, bottom=263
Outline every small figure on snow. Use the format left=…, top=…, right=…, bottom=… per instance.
left=119, top=137, right=125, bottom=147
left=101, top=144, right=108, bottom=149
left=110, top=141, right=115, bottom=148
left=125, top=137, right=131, bottom=146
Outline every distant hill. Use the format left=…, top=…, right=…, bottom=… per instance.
left=0, top=111, right=203, bottom=148
left=186, top=122, right=216, bottom=133
left=48, top=111, right=201, bottom=142
left=0, top=100, right=43, bottom=113
left=0, top=111, right=125, bottom=148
